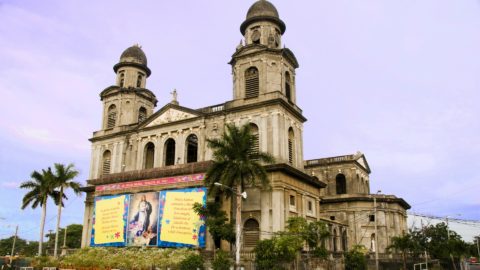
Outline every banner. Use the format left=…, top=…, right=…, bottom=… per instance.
left=158, top=188, right=206, bottom=247
left=127, top=192, right=159, bottom=246
left=91, top=195, right=128, bottom=246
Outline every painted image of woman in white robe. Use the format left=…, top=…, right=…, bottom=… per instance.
left=127, top=193, right=158, bottom=246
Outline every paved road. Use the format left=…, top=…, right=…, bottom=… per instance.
left=468, top=263, right=480, bottom=270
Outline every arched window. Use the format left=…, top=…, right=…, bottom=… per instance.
left=138, top=107, right=147, bottom=123
left=342, top=230, right=348, bottom=251
left=288, top=128, right=295, bottom=165
left=164, top=138, right=176, bottom=166
left=249, top=124, right=259, bottom=158
left=102, top=150, right=111, bottom=175
left=144, top=142, right=155, bottom=169
left=333, top=229, right=338, bottom=252
left=245, top=67, right=259, bottom=98
left=136, top=74, right=143, bottom=87
left=107, top=104, right=117, bottom=128
left=119, top=72, right=125, bottom=87
left=285, top=72, right=292, bottom=101
left=243, top=219, right=260, bottom=248
left=336, top=174, right=347, bottom=194
left=186, top=134, right=198, bottom=163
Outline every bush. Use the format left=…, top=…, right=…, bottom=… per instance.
left=178, top=253, right=205, bottom=270
left=345, top=246, right=367, bottom=270
left=58, top=247, right=196, bottom=269
left=212, top=250, right=233, bottom=270
left=254, top=239, right=277, bottom=270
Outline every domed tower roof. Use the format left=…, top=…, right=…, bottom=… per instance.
left=240, top=0, right=285, bottom=35
left=113, top=44, right=151, bottom=76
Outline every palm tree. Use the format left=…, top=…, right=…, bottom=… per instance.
left=51, top=163, right=81, bottom=258
left=205, top=123, right=274, bottom=268
left=20, top=168, right=59, bottom=256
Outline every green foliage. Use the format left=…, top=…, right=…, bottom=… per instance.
left=254, top=234, right=303, bottom=269
left=212, top=250, right=233, bottom=270
left=30, top=256, right=60, bottom=268
left=58, top=247, right=196, bottom=269
left=345, top=245, right=367, bottom=270
left=205, top=123, right=275, bottom=197
left=0, top=237, right=39, bottom=257
left=192, top=202, right=235, bottom=247
left=285, top=217, right=330, bottom=258
left=45, top=224, right=83, bottom=249
left=178, top=253, right=205, bottom=270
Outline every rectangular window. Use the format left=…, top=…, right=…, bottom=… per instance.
left=308, top=201, right=313, bottom=211
left=289, top=195, right=295, bottom=206
left=369, top=215, right=375, bottom=222
left=330, top=216, right=335, bottom=221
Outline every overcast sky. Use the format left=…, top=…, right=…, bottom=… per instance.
left=0, top=0, right=479, bottom=242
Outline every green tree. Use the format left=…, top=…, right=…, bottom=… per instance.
left=45, top=224, right=83, bottom=249
left=51, top=163, right=81, bottom=258
left=285, top=217, right=330, bottom=258
left=388, top=234, right=415, bottom=270
left=345, top=245, right=367, bottom=270
left=20, top=168, right=60, bottom=256
left=192, top=202, right=235, bottom=249
left=205, top=123, right=274, bottom=267
left=0, top=236, right=39, bottom=257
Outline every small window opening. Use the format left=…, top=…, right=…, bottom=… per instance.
left=336, top=174, right=347, bottom=194
left=138, top=107, right=147, bottom=123
left=144, top=142, right=155, bottom=169
left=369, top=215, right=375, bottom=222
left=119, top=72, right=125, bottom=87
left=164, top=138, right=176, bottom=166
left=245, top=67, right=259, bottom=98
left=330, top=216, right=336, bottom=221
left=186, top=134, right=198, bottom=163
left=289, top=195, right=295, bottom=206
left=288, top=128, right=294, bottom=165
left=248, top=124, right=259, bottom=159
left=308, top=201, right=313, bottom=211
left=102, top=150, right=111, bottom=175
left=107, top=104, right=117, bottom=128
left=136, top=74, right=143, bottom=87
left=285, top=72, right=292, bottom=101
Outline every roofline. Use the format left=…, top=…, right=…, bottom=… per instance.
left=321, top=195, right=411, bottom=210
left=265, top=163, right=326, bottom=188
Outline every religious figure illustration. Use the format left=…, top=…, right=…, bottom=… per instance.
left=130, top=195, right=152, bottom=237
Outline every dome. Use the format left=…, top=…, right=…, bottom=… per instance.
left=114, top=45, right=151, bottom=76
left=120, top=45, right=147, bottom=66
left=246, top=0, right=279, bottom=20
left=240, top=0, right=285, bottom=35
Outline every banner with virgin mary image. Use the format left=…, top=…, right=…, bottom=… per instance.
left=127, top=192, right=160, bottom=246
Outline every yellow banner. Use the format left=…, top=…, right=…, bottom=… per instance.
left=94, top=195, right=125, bottom=244
left=160, top=191, right=205, bottom=246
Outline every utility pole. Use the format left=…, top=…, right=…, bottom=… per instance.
left=10, top=225, right=18, bottom=265
left=374, top=190, right=381, bottom=270
left=475, top=236, right=480, bottom=258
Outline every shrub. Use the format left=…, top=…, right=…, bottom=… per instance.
left=178, top=253, right=205, bottom=270
left=212, top=250, right=233, bottom=270
left=345, top=246, right=367, bottom=270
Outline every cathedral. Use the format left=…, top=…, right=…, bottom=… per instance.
left=80, top=0, right=410, bottom=258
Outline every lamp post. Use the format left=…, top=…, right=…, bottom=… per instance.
left=373, top=190, right=381, bottom=270
left=214, top=182, right=247, bottom=269
left=446, top=214, right=461, bottom=270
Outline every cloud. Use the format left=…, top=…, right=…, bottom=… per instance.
left=0, top=181, right=20, bottom=189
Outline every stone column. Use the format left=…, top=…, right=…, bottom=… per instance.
left=272, top=188, right=284, bottom=232
left=260, top=190, right=270, bottom=239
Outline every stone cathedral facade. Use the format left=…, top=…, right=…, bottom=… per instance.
left=80, top=0, right=410, bottom=255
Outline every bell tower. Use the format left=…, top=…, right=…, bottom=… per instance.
left=99, top=45, right=157, bottom=131
left=230, top=0, right=299, bottom=105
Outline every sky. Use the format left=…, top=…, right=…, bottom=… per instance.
left=0, top=0, right=479, bottom=242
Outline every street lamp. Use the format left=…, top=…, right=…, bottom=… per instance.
left=214, top=182, right=247, bottom=269
left=214, top=182, right=247, bottom=199
left=373, top=190, right=381, bottom=270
